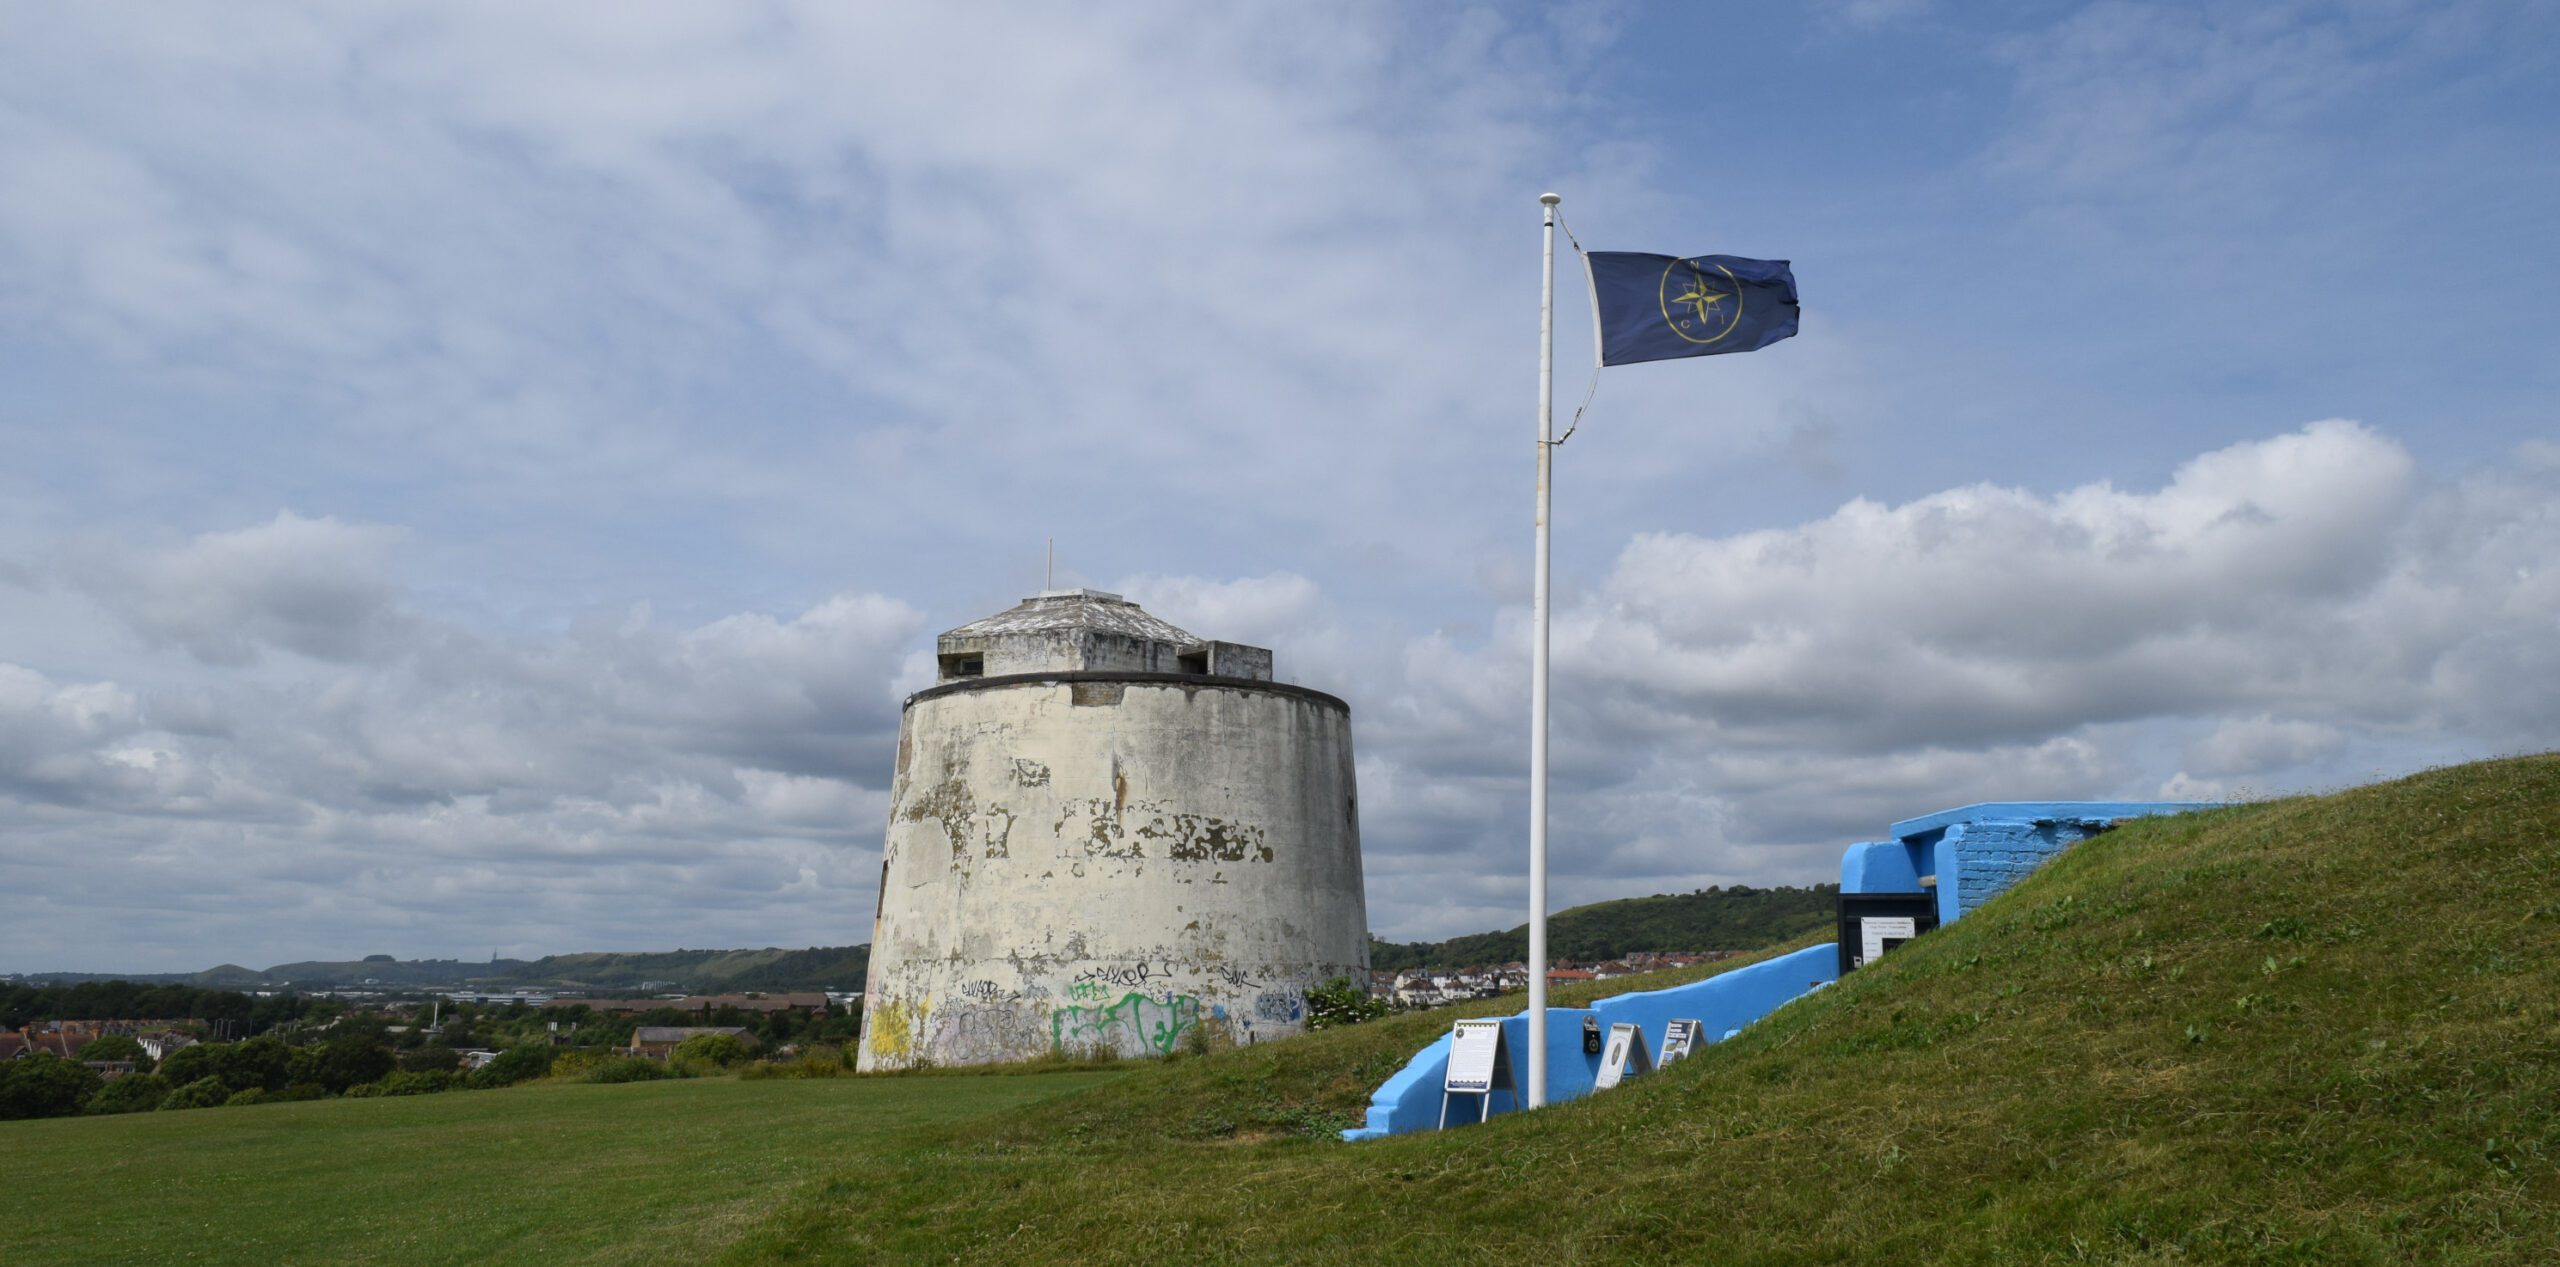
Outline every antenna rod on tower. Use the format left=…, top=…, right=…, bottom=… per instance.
left=1047, top=537, right=1054, bottom=590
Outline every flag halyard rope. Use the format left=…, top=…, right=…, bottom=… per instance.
left=1552, top=212, right=1599, bottom=446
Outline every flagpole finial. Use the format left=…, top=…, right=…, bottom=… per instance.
left=1539, top=192, right=1561, bottom=206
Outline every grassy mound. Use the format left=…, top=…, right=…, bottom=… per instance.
left=737, top=756, right=2560, bottom=1264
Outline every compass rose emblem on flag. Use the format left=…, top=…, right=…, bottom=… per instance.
left=1584, top=250, right=1798, bottom=366
left=1661, top=257, right=1745, bottom=345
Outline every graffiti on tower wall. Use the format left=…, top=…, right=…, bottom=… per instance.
left=1052, top=991, right=1203, bottom=1057
left=927, top=1003, right=1050, bottom=1065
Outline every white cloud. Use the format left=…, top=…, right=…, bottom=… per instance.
left=0, top=509, right=928, bottom=967
left=2184, top=715, right=2345, bottom=777
left=6, top=419, right=2558, bottom=964
left=2, top=5, right=2553, bottom=965
left=0, top=2, right=1613, bottom=574
left=1576, top=420, right=2418, bottom=744
left=71, top=512, right=408, bottom=666
left=1345, top=422, right=2560, bottom=932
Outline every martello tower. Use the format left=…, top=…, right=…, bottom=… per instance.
left=857, top=589, right=1367, bottom=1070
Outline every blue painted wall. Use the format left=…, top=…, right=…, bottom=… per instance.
left=1347, top=799, right=2217, bottom=1141
left=1863, top=801, right=2219, bottom=925
left=1839, top=838, right=1924, bottom=894
left=1341, top=944, right=1838, bottom=1141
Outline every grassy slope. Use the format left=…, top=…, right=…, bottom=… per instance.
left=736, top=756, right=2560, bottom=1265
left=0, top=1074, right=1113, bottom=1264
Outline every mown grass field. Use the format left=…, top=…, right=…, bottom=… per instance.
left=0, top=1072, right=1116, bottom=1264
left=9, top=756, right=2558, bottom=1265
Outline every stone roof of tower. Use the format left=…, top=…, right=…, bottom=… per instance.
left=940, top=590, right=1198, bottom=646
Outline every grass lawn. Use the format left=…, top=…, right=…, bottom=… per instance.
left=10, top=757, right=2559, bottom=1264
left=732, top=756, right=2560, bottom=1265
left=0, top=1070, right=1117, bottom=1264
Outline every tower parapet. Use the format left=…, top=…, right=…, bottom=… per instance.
left=931, top=589, right=1273, bottom=682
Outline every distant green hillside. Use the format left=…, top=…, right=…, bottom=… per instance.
left=1370, top=882, right=1837, bottom=970
left=11, top=946, right=872, bottom=994
left=20, top=880, right=1836, bottom=991
left=504, top=945, right=871, bottom=992
left=260, top=957, right=536, bottom=987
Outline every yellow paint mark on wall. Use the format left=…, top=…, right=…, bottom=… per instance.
left=865, top=995, right=929, bottom=1062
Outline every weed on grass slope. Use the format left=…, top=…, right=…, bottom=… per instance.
left=733, top=756, right=2560, bottom=1266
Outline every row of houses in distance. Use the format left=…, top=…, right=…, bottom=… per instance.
left=1367, top=951, right=1746, bottom=1010
left=289, top=988, right=857, bottom=1009
left=2, top=1019, right=200, bottom=1080
left=540, top=991, right=833, bottom=1017
left=626, top=1026, right=753, bottom=1058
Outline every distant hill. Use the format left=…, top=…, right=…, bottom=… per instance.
left=1368, top=882, right=1838, bottom=972
left=13, top=885, right=1835, bottom=991
left=9, top=946, right=872, bottom=994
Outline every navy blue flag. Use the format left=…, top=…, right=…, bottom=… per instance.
left=1584, top=252, right=1798, bottom=366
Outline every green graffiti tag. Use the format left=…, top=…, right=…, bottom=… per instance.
left=1051, top=991, right=1203, bottom=1057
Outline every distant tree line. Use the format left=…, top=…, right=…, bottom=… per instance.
left=10, top=943, right=878, bottom=994
left=4, top=1019, right=556, bottom=1121
left=0, top=981, right=313, bottom=1033
left=1368, top=883, right=1841, bottom=972
left=1, top=992, right=870, bottom=1122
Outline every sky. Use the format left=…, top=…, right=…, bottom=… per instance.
left=3, top=1, right=2556, bottom=971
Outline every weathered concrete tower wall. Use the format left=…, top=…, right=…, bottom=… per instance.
left=859, top=590, right=1366, bottom=1070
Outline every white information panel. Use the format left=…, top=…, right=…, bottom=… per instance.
left=1860, top=915, right=1919, bottom=966
left=1594, top=1021, right=1653, bottom=1091
left=1444, top=1020, right=1511, bottom=1093
left=1658, top=1017, right=1703, bottom=1065
left=1440, top=1019, right=1516, bottom=1128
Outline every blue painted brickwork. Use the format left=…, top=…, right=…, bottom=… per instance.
left=1873, top=802, right=2220, bottom=926
left=1949, top=818, right=2080, bottom=915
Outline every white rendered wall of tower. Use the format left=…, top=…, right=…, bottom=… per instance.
left=858, top=594, right=1366, bottom=1071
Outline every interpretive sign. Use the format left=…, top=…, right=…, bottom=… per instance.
left=1439, top=1019, right=1516, bottom=1128
left=1659, top=1017, right=1703, bottom=1065
left=1445, top=1020, right=1511, bottom=1093
left=1861, top=915, right=1917, bottom=966
left=1594, top=1021, right=1653, bottom=1091
left=1836, top=891, right=1940, bottom=976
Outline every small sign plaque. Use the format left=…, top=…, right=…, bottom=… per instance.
left=1440, top=1019, right=1516, bottom=1128
left=1594, top=1021, right=1654, bottom=1091
left=1444, top=1020, right=1511, bottom=1094
left=1659, top=1017, right=1703, bottom=1065
left=1860, top=915, right=1919, bottom=966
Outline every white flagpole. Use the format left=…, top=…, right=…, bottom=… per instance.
left=1528, top=191, right=1559, bottom=1108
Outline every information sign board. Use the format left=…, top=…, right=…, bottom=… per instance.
left=1861, top=915, right=1918, bottom=966
left=1594, top=1021, right=1654, bottom=1091
left=1444, top=1020, right=1511, bottom=1094
left=1837, top=891, right=1940, bottom=976
left=1659, top=1017, right=1703, bottom=1065
left=1439, top=1019, right=1516, bottom=1128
